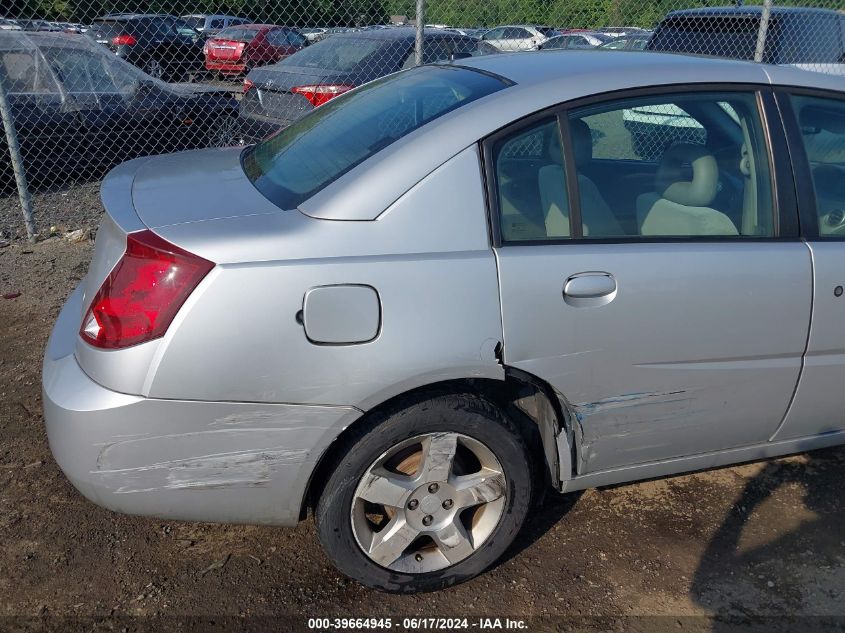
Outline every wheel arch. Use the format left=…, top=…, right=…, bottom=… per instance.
left=301, top=370, right=576, bottom=520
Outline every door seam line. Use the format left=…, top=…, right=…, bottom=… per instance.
left=768, top=239, right=814, bottom=442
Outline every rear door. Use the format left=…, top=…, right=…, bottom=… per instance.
left=772, top=90, right=845, bottom=440
left=489, top=86, right=812, bottom=474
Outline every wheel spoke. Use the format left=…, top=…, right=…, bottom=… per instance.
left=454, top=468, right=506, bottom=510
left=433, top=520, right=475, bottom=564
left=356, top=468, right=413, bottom=508
left=418, top=433, right=458, bottom=482
left=367, top=517, right=419, bottom=567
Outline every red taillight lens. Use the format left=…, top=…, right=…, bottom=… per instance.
left=243, top=78, right=254, bottom=93
left=111, top=34, right=137, bottom=46
left=291, top=84, right=355, bottom=107
left=80, top=230, right=214, bottom=350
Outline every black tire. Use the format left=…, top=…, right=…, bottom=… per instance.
left=315, top=391, right=533, bottom=593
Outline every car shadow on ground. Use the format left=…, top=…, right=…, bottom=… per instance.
left=689, top=441, right=845, bottom=631
left=493, top=488, right=584, bottom=569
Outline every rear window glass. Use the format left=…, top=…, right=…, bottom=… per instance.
left=649, top=16, right=764, bottom=60
left=89, top=20, right=130, bottom=39
left=243, top=65, right=508, bottom=210
left=283, top=36, right=390, bottom=71
left=215, top=27, right=257, bottom=42
left=182, top=16, right=204, bottom=29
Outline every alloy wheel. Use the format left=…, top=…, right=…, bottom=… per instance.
left=351, top=432, right=507, bottom=574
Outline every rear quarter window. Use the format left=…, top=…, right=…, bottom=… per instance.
left=243, top=65, right=509, bottom=210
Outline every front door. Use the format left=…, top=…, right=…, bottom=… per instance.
left=489, top=87, right=812, bottom=474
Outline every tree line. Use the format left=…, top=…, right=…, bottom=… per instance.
left=5, top=0, right=838, bottom=30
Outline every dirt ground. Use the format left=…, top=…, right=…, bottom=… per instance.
left=1, top=190, right=845, bottom=633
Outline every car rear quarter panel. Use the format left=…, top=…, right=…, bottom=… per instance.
left=145, top=146, right=505, bottom=408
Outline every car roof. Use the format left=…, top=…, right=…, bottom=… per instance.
left=218, top=24, right=283, bottom=30
left=95, top=14, right=177, bottom=21
left=458, top=48, right=844, bottom=91
left=301, top=51, right=843, bottom=222
left=0, top=31, right=90, bottom=48
left=333, top=26, right=475, bottom=41
left=665, top=6, right=843, bottom=18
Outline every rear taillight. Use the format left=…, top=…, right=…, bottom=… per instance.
left=243, top=78, right=254, bottom=93
left=291, top=84, right=355, bottom=107
left=111, top=34, right=137, bottom=46
left=80, top=230, right=214, bottom=350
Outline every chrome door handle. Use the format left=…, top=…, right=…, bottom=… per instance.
left=563, top=272, right=617, bottom=307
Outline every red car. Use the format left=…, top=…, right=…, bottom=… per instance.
left=204, top=24, right=307, bottom=76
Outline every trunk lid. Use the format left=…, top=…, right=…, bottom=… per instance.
left=207, top=39, right=246, bottom=60
left=242, top=67, right=355, bottom=126
left=128, top=146, right=282, bottom=230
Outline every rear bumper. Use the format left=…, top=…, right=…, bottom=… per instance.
left=43, top=285, right=360, bottom=526
left=205, top=60, right=247, bottom=74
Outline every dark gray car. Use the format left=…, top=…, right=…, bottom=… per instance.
left=238, top=26, right=496, bottom=141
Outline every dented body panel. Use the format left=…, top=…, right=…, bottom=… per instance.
left=44, top=287, right=360, bottom=525
left=495, top=242, right=811, bottom=473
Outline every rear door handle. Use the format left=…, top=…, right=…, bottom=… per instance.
left=563, top=272, right=617, bottom=307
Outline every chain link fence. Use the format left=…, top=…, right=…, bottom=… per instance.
left=0, top=0, right=843, bottom=240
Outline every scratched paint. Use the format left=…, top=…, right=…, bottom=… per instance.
left=573, top=391, right=688, bottom=421
left=92, top=428, right=313, bottom=493
left=94, top=447, right=309, bottom=494
left=572, top=390, right=692, bottom=471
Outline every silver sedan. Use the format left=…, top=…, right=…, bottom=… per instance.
left=43, top=50, right=845, bottom=592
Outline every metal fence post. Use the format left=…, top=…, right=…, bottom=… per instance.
left=415, top=0, right=426, bottom=65
left=753, top=0, right=773, bottom=63
left=0, top=73, right=36, bottom=242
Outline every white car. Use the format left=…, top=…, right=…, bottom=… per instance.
left=0, top=18, right=22, bottom=31
left=479, top=25, right=553, bottom=51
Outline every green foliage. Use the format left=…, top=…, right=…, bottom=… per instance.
left=7, top=0, right=845, bottom=29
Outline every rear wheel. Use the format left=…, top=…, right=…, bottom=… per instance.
left=315, top=392, right=533, bottom=593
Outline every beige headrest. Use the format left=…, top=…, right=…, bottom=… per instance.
left=657, top=144, right=719, bottom=207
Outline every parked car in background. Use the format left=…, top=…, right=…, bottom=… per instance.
left=0, top=31, right=238, bottom=185
left=181, top=14, right=250, bottom=36
left=88, top=14, right=206, bottom=81
left=540, top=31, right=615, bottom=49
left=18, top=19, right=62, bottom=32
left=598, top=26, right=650, bottom=37
left=480, top=25, right=553, bottom=51
left=648, top=6, right=845, bottom=67
left=599, top=33, right=651, bottom=50
left=300, top=27, right=328, bottom=43
left=205, top=24, right=307, bottom=76
left=239, top=27, right=496, bottom=140
left=43, top=50, right=845, bottom=594
left=0, top=18, right=22, bottom=31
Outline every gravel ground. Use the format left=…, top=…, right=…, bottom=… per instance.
left=1, top=189, right=845, bottom=632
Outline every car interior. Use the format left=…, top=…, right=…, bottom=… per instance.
left=796, top=97, right=845, bottom=235
left=494, top=92, right=775, bottom=241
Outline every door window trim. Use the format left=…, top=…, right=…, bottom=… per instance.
left=481, top=82, right=798, bottom=247
left=774, top=86, right=845, bottom=240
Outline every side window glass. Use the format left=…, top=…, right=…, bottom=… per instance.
left=791, top=95, right=845, bottom=236
left=422, top=40, right=452, bottom=63
left=286, top=30, right=306, bottom=46
left=493, top=118, right=570, bottom=242
left=568, top=91, right=773, bottom=238
left=0, top=50, right=59, bottom=94
left=210, top=19, right=224, bottom=29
